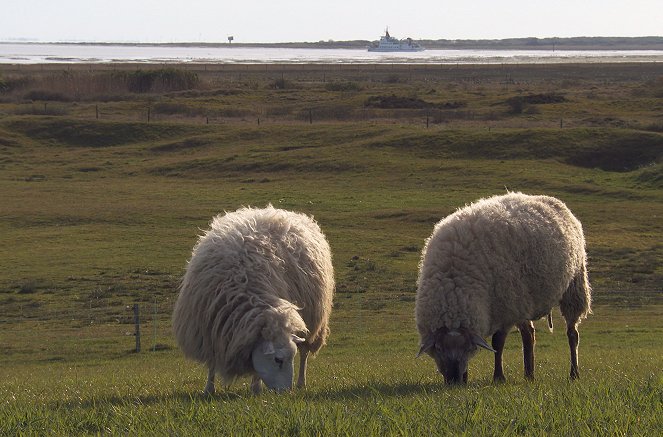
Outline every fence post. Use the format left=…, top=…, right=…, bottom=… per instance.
left=95, top=104, right=99, bottom=120
left=309, top=109, right=313, bottom=124
left=153, top=297, right=158, bottom=351
left=147, top=107, right=151, bottom=123
left=133, top=303, right=141, bottom=352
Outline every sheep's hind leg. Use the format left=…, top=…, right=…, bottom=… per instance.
left=296, top=347, right=309, bottom=389
left=204, top=367, right=215, bottom=395
left=518, top=321, right=535, bottom=380
left=567, top=323, right=580, bottom=380
left=491, top=329, right=509, bottom=382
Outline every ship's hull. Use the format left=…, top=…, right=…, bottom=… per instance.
left=368, top=46, right=425, bottom=52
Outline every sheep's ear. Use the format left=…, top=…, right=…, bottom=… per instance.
left=262, top=341, right=275, bottom=355
left=416, top=337, right=436, bottom=358
left=291, top=334, right=306, bottom=345
left=471, top=333, right=496, bottom=353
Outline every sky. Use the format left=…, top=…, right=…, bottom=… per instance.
left=1, top=0, right=661, bottom=43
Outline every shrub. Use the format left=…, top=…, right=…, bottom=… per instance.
left=0, top=75, right=32, bottom=94
left=506, top=96, right=527, bottom=114
left=14, top=104, right=69, bottom=116
left=23, top=90, right=71, bottom=102
left=269, top=78, right=295, bottom=90
left=325, top=81, right=362, bottom=92
left=365, top=94, right=466, bottom=110
left=506, top=93, right=566, bottom=114
left=152, top=102, right=205, bottom=117
left=114, top=69, right=199, bottom=93
left=18, top=280, right=39, bottom=294
left=384, top=74, right=404, bottom=84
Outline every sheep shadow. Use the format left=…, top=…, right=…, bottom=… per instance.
left=53, top=380, right=472, bottom=410
left=55, top=389, right=244, bottom=411
left=299, top=380, right=454, bottom=401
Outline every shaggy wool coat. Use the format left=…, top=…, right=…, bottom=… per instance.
left=172, top=206, right=334, bottom=383
left=416, top=192, right=591, bottom=343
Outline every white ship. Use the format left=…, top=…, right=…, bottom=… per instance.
left=368, top=28, right=424, bottom=52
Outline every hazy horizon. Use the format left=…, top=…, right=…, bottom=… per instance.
left=2, top=1, right=661, bottom=44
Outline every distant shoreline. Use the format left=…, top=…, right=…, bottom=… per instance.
left=3, top=36, right=663, bottom=51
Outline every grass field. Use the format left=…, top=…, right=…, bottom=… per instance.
left=1, top=62, right=662, bottom=435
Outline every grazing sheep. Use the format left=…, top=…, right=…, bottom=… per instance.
left=416, top=192, right=591, bottom=384
left=172, top=205, right=334, bottom=394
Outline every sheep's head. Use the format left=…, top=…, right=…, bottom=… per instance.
left=418, top=327, right=495, bottom=384
left=251, top=334, right=305, bottom=392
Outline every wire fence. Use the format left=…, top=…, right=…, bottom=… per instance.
left=1, top=295, right=177, bottom=355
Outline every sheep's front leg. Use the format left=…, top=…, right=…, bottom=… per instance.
left=491, top=329, right=509, bottom=382
left=296, top=347, right=309, bottom=388
left=567, top=323, right=580, bottom=380
left=251, top=375, right=262, bottom=394
left=204, top=367, right=215, bottom=395
left=518, top=321, right=535, bottom=380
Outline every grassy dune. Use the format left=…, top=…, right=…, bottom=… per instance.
left=0, top=63, right=662, bottom=435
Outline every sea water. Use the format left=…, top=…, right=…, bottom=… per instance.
left=1, top=43, right=662, bottom=64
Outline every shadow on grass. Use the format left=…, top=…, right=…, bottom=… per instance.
left=55, top=389, right=245, bottom=410
left=54, top=379, right=488, bottom=410
left=300, top=380, right=448, bottom=401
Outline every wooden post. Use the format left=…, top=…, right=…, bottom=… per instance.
left=133, top=303, right=141, bottom=352
left=95, top=105, right=99, bottom=120
left=560, top=118, right=563, bottom=128
left=147, top=107, right=151, bottom=123
left=426, top=115, right=429, bottom=129
left=153, top=297, right=158, bottom=352
left=309, top=109, right=313, bottom=124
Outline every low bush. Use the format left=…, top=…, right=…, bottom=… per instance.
left=24, top=90, right=71, bottom=102
left=113, top=69, right=200, bottom=94
left=269, top=78, right=295, bottom=90
left=0, top=75, right=32, bottom=94
left=365, top=94, right=465, bottom=110
left=325, top=81, right=362, bottom=92
left=14, top=104, right=70, bottom=116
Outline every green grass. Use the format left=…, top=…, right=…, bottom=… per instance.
left=0, top=63, right=662, bottom=435
left=1, top=306, right=661, bottom=435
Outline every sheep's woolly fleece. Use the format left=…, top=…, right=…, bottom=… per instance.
left=416, top=192, right=591, bottom=342
left=172, top=205, right=334, bottom=383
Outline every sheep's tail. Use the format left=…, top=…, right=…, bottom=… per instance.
left=546, top=312, right=553, bottom=332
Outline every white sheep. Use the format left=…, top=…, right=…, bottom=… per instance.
left=172, top=205, right=334, bottom=394
left=416, top=192, right=592, bottom=384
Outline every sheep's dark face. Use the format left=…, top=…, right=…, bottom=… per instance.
left=419, top=328, right=495, bottom=385
left=251, top=334, right=305, bottom=392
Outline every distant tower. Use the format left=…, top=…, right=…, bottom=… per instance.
left=228, top=36, right=234, bottom=44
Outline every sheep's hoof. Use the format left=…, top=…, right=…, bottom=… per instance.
left=493, top=374, right=506, bottom=384
left=203, top=382, right=215, bottom=396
